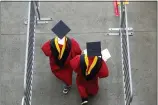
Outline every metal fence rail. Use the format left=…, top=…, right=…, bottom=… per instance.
left=119, top=2, right=133, bottom=105
left=21, top=1, right=52, bottom=105
left=33, top=1, right=40, bottom=20
left=24, top=0, right=52, bottom=25
left=21, top=1, right=36, bottom=105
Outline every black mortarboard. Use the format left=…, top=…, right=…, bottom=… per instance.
left=86, top=41, right=101, bottom=56
left=51, top=20, right=71, bottom=39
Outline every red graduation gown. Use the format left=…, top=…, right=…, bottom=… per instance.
left=70, top=55, right=109, bottom=98
left=41, top=38, right=82, bottom=86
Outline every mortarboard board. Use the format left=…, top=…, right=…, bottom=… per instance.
left=51, top=20, right=71, bottom=39
left=86, top=41, right=102, bottom=56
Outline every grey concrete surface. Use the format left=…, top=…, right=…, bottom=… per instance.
left=0, top=35, right=26, bottom=105
left=1, top=2, right=28, bottom=34
left=130, top=32, right=157, bottom=105
left=127, top=2, right=157, bottom=32
left=0, top=1, right=157, bottom=105
left=33, top=34, right=123, bottom=105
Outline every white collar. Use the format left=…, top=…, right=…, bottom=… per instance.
left=57, top=37, right=65, bottom=45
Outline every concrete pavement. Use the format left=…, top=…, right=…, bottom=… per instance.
left=0, top=2, right=157, bottom=105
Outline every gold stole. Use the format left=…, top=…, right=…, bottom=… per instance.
left=54, top=37, right=67, bottom=59
left=84, top=55, right=98, bottom=75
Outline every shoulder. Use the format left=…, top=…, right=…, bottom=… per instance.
left=100, top=58, right=106, bottom=64
left=101, top=59, right=108, bottom=69
left=42, top=40, right=51, bottom=47
left=68, top=37, right=80, bottom=47
left=68, top=37, right=78, bottom=43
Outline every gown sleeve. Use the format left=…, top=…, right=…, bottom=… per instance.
left=98, top=60, right=109, bottom=78
left=70, top=55, right=80, bottom=73
left=41, top=40, right=52, bottom=57
left=71, top=38, right=82, bottom=58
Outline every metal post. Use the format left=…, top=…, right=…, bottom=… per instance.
left=107, top=1, right=133, bottom=36
left=34, top=1, right=41, bottom=20
left=120, top=4, right=125, bottom=28
left=24, top=1, right=53, bottom=25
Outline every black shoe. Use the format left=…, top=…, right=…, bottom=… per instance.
left=81, top=98, right=88, bottom=105
left=62, top=85, right=71, bottom=94
left=81, top=101, right=88, bottom=105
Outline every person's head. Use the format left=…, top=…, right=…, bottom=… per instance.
left=86, top=41, right=102, bottom=58
left=51, top=20, right=71, bottom=39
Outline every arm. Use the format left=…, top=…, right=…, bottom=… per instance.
left=71, top=38, right=82, bottom=57
left=41, top=40, right=52, bottom=57
left=70, top=55, right=80, bottom=73
left=98, top=60, right=109, bottom=78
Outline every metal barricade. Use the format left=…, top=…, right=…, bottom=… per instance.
left=108, top=1, right=133, bottom=105
left=33, top=1, right=41, bottom=20
left=21, top=1, right=36, bottom=105
left=21, top=1, right=52, bottom=105
left=24, top=0, right=52, bottom=25
left=119, top=2, right=133, bottom=105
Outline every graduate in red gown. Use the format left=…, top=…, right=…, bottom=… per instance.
left=41, top=20, right=82, bottom=94
left=70, top=41, right=109, bottom=105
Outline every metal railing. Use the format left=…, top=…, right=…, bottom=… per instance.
left=21, top=1, right=52, bottom=105
left=21, top=1, right=36, bottom=105
left=119, top=1, right=133, bottom=105
left=24, top=0, right=52, bottom=25
left=33, top=1, right=40, bottom=21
